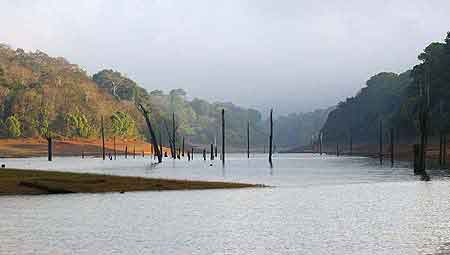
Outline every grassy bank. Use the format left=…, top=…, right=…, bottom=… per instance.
left=0, top=168, right=264, bottom=195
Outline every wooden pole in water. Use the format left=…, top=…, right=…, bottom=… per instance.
left=81, top=147, right=84, bottom=159
left=390, top=127, right=394, bottom=167
left=133, top=145, right=136, bottom=159
left=336, top=143, right=339, bottom=157
left=203, top=148, right=206, bottom=161
left=125, top=145, right=128, bottom=159
left=191, top=147, right=194, bottom=160
left=113, top=136, right=117, bottom=160
left=379, top=119, right=383, bottom=165
left=269, top=109, right=273, bottom=165
left=221, top=109, right=225, bottom=166
left=247, top=120, right=250, bottom=159
left=101, top=116, right=106, bottom=160
left=210, top=143, right=214, bottom=160
left=47, top=136, right=52, bottom=161
left=188, top=151, right=191, bottom=161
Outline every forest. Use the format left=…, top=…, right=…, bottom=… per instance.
left=321, top=32, right=450, bottom=149
left=0, top=44, right=325, bottom=150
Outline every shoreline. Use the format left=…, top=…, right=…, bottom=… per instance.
left=0, top=168, right=265, bottom=196
left=0, top=138, right=171, bottom=158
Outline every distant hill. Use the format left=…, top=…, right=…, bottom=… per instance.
left=0, top=44, right=324, bottom=150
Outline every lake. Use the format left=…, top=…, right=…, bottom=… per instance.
left=2, top=154, right=450, bottom=254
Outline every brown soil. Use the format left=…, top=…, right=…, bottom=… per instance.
left=0, top=168, right=264, bottom=195
left=0, top=138, right=171, bottom=158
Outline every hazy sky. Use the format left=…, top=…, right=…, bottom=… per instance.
left=1, top=0, right=450, bottom=114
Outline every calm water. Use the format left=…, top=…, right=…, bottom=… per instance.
left=2, top=154, right=450, bottom=254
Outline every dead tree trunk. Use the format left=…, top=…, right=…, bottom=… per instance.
left=172, top=112, right=176, bottom=159
left=319, top=132, right=323, bottom=156
left=221, top=109, right=225, bottom=166
left=101, top=116, right=106, bottom=160
left=440, top=132, right=443, bottom=167
left=210, top=144, right=214, bottom=160
left=269, top=109, right=273, bottom=165
left=47, top=136, right=52, bottom=161
left=247, top=120, right=250, bottom=158
left=349, top=133, right=353, bottom=156
left=444, top=134, right=448, bottom=167
left=390, top=127, right=394, bottom=167
left=413, top=144, right=420, bottom=174
left=182, top=137, right=185, bottom=157
left=379, top=119, right=383, bottom=165
left=113, top=136, right=117, bottom=160
left=138, top=104, right=162, bottom=163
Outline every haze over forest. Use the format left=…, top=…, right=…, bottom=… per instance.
left=2, top=0, right=450, bottom=114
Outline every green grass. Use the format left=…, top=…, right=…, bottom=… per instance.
left=0, top=168, right=265, bottom=195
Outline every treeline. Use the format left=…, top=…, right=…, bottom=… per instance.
left=0, top=44, right=324, bottom=149
left=321, top=32, right=450, bottom=147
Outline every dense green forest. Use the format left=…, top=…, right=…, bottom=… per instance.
left=321, top=32, right=450, bottom=148
left=0, top=43, right=325, bottom=150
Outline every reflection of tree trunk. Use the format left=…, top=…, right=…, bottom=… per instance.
left=138, top=104, right=162, bottom=163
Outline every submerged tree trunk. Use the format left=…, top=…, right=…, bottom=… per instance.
left=210, top=144, right=214, bottom=160
left=221, top=109, right=225, bottom=166
left=172, top=112, right=176, bottom=159
left=319, top=132, right=323, bottom=156
left=47, top=136, right=52, bottom=162
left=269, top=109, right=273, bottom=165
left=182, top=137, right=185, bottom=157
left=138, top=104, right=162, bottom=163
left=247, top=120, right=250, bottom=159
left=101, top=116, right=106, bottom=160
left=390, top=127, right=394, bottom=167
left=379, top=119, right=383, bottom=165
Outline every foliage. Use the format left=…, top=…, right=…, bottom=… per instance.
left=5, top=115, right=21, bottom=137
left=65, top=110, right=92, bottom=138
left=110, top=111, right=136, bottom=138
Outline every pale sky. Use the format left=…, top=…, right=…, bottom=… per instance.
left=1, top=0, right=450, bottom=114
